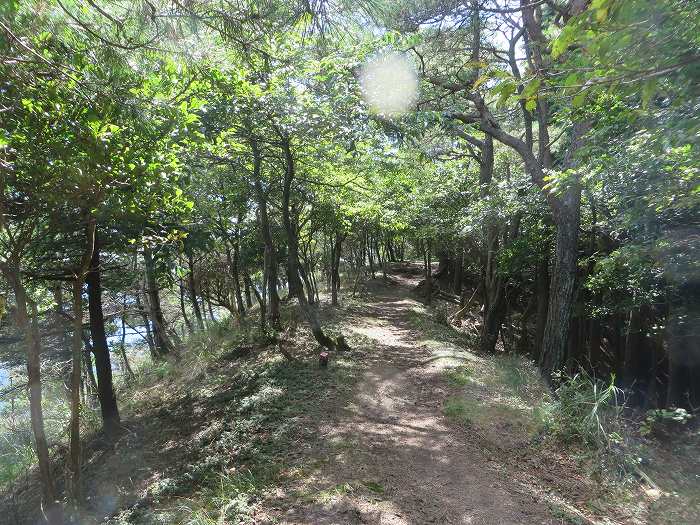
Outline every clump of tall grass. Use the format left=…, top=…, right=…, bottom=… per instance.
left=537, top=371, right=624, bottom=450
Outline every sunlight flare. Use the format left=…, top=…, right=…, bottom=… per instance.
left=359, top=52, right=418, bottom=117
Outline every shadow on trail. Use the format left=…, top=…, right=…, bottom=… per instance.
left=273, top=273, right=554, bottom=525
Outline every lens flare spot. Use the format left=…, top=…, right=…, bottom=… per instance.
left=360, top=52, right=418, bottom=117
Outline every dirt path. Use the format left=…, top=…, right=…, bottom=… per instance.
left=269, top=274, right=555, bottom=525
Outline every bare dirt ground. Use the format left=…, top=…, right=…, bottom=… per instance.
left=262, top=270, right=562, bottom=525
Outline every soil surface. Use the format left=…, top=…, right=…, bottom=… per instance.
left=262, top=271, right=558, bottom=525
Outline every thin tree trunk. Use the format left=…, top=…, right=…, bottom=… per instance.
left=143, top=247, right=175, bottom=357
left=243, top=272, right=253, bottom=308
left=424, top=239, right=433, bottom=305
left=179, top=278, right=194, bottom=334
left=534, top=254, right=550, bottom=361
left=68, top=280, right=83, bottom=503
left=281, top=135, right=338, bottom=350
left=250, top=137, right=281, bottom=328
left=120, top=301, right=135, bottom=381
left=83, top=345, right=98, bottom=395
left=331, top=232, right=342, bottom=306
left=227, top=240, right=246, bottom=320
left=68, top=216, right=96, bottom=504
left=85, top=233, right=121, bottom=438
left=186, top=253, right=205, bottom=330
left=135, top=289, right=156, bottom=359
left=1, top=264, right=63, bottom=524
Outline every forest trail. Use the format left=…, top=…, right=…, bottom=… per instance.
left=265, top=269, right=557, bottom=525
left=3, top=266, right=654, bottom=525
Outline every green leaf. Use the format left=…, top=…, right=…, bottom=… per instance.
left=572, top=92, right=586, bottom=108
left=564, top=73, right=579, bottom=88
left=494, top=80, right=516, bottom=107
left=522, top=78, right=541, bottom=99
left=641, top=79, right=657, bottom=108
left=473, top=73, right=490, bottom=91
left=552, top=25, right=577, bottom=59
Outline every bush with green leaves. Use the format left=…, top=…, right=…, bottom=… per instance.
left=640, top=407, right=694, bottom=437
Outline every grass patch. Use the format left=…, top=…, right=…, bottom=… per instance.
left=314, top=482, right=355, bottom=503
left=444, top=365, right=473, bottom=387
left=406, top=308, right=471, bottom=347
left=443, top=396, right=474, bottom=426
left=495, top=354, right=529, bottom=392
left=362, top=480, right=385, bottom=495
left=104, top=311, right=362, bottom=524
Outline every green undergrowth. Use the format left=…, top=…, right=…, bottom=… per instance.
left=406, top=305, right=474, bottom=348
left=440, top=351, right=700, bottom=523
left=108, top=312, right=362, bottom=525
left=441, top=352, right=546, bottom=438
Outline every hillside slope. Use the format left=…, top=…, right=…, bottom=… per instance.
left=4, top=266, right=696, bottom=525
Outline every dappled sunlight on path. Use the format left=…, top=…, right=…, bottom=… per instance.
left=269, top=274, right=554, bottom=525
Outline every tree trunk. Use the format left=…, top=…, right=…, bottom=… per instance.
left=539, top=200, right=580, bottom=383
left=534, top=255, right=550, bottom=361
left=281, top=135, right=338, bottom=350
left=135, top=289, right=157, bottom=359
left=423, top=239, right=433, bottom=305
left=1, top=264, right=63, bottom=524
left=179, top=278, right=194, bottom=334
left=143, top=247, right=175, bottom=357
left=68, top=279, right=83, bottom=503
left=85, top=234, right=121, bottom=438
left=228, top=236, right=246, bottom=319
left=538, top=122, right=589, bottom=384
left=331, top=232, right=343, bottom=306
left=477, top=134, right=507, bottom=354
left=243, top=272, right=253, bottom=308
left=67, top=217, right=96, bottom=504
left=119, top=308, right=136, bottom=381
left=83, top=345, right=98, bottom=395
left=186, top=253, right=205, bottom=330
left=367, top=231, right=375, bottom=278
left=250, top=137, right=281, bottom=328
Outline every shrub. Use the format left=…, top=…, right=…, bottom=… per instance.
left=540, top=371, right=624, bottom=450
left=640, top=407, right=693, bottom=437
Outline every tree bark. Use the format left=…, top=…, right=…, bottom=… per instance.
left=538, top=198, right=580, bottom=382
left=476, top=134, right=509, bottom=354
left=534, top=254, right=550, bottom=361
left=281, top=135, right=338, bottom=349
left=331, top=232, right=343, bottom=306
left=1, top=263, right=63, bottom=523
left=186, top=253, right=205, bottom=330
left=143, top=247, right=175, bottom=357
left=119, top=304, right=136, bottom=381
left=228, top=231, right=246, bottom=320
left=67, top=216, right=96, bottom=504
left=250, top=137, right=281, bottom=328
left=135, top=288, right=156, bottom=359
left=85, top=233, right=121, bottom=438
left=178, top=278, right=194, bottom=334
left=68, top=279, right=83, bottom=503
left=538, top=121, right=590, bottom=383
